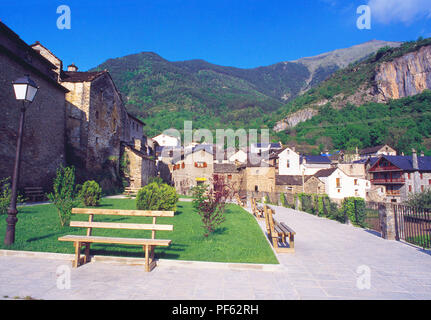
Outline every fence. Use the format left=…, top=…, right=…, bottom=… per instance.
left=365, top=202, right=382, bottom=235
left=393, top=204, right=431, bottom=249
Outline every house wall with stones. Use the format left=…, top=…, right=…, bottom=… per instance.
left=123, top=145, right=157, bottom=189
left=172, top=150, right=214, bottom=195
left=0, top=22, right=67, bottom=191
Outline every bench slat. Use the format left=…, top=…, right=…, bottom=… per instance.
left=71, top=208, right=174, bottom=217
left=280, top=222, right=296, bottom=235
left=70, top=221, right=173, bottom=231
left=58, top=235, right=171, bottom=246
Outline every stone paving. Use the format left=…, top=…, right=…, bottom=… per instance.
left=1, top=205, right=431, bottom=300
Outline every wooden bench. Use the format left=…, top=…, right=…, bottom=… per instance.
left=24, top=187, right=45, bottom=202
left=123, top=187, right=140, bottom=197
left=264, top=205, right=295, bottom=253
left=58, top=208, right=174, bottom=272
left=235, top=193, right=247, bottom=207
left=251, top=198, right=265, bottom=220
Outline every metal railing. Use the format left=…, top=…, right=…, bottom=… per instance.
left=393, top=204, right=431, bottom=249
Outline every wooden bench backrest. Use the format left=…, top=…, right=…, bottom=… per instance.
left=70, top=208, right=174, bottom=239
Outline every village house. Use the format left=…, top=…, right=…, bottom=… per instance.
left=367, top=150, right=431, bottom=203
left=358, top=144, right=397, bottom=160
left=314, top=167, right=371, bottom=202
left=277, top=147, right=333, bottom=176
left=0, top=22, right=68, bottom=190
left=171, top=147, right=215, bottom=195
left=275, top=175, right=325, bottom=195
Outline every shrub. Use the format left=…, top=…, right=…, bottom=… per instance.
left=0, top=178, right=25, bottom=215
left=79, top=180, right=102, bottom=206
left=47, top=166, right=79, bottom=227
left=342, top=197, right=366, bottom=227
left=405, top=188, right=431, bottom=209
left=136, top=182, right=178, bottom=211
left=148, top=176, right=164, bottom=186
left=280, top=193, right=287, bottom=207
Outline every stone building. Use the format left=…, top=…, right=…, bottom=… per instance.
left=213, top=164, right=242, bottom=191
left=275, top=175, right=325, bottom=195
left=0, top=22, right=68, bottom=190
left=172, top=148, right=215, bottom=195
left=31, top=41, right=156, bottom=191
left=367, top=151, right=431, bottom=203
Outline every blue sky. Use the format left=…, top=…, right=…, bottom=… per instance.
left=1, top=0, right=431, bottom=70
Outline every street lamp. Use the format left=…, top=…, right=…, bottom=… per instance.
left=4, top=75, right=38, bottom=246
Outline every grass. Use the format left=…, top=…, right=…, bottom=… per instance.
left=406, top=235, right=431, bottom=249
left=0, top=199, right=278, bottom=264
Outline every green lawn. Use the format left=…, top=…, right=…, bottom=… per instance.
left=0, top=199, right=278, bottom=264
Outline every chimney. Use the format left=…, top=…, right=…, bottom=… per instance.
left=67, top=63, right=78, bottom=72
left=134, top=138, right=141, bottom=151
left=412, top=149, right=418, bottom=170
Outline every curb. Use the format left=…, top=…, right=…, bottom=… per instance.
left=0, top=249, right=282, bottom=272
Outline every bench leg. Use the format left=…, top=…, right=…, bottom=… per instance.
left=289, top=234, right=295, bottom=249
left=73, top=242, right=81, bottom=268
left=84, top=242, right=91, bottom=264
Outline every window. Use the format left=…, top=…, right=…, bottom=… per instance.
left=182, top=163, right=185, bottom=169
left=354, top=179, right=358, bottom=186
left=228, top=175, right=232, bottom=180
left=429, top=179, right=431, bottom=185
left=286, top=160, right=290, bottom=168
left=409, top=185, right=412, bottom=192
left=336, top=178, right=341, bottom=188
left=408, top=173, right=411, bottom=179
left=421, top=186, right=425, bottom=192
left=255, top=186, right=259, bottom=192
left=420, top=173, right=423, bottom=179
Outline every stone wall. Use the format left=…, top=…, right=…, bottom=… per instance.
left=0, top=50, right=66, bottom=191
left=123, top=145, right=157, bottom=188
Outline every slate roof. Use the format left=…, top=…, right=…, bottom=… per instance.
left=253, top=142, right=282, bottom=149
left=213, top=164, right=238, bottom=174
left=314, top=168, right=338, bottom=178
left=275, top=175, right=313, bottom=186
left=301, top=155, right=332, bottom=164
left=373, top=155, right=431, bottom=171
left=61, top=71, right=106, bottom=82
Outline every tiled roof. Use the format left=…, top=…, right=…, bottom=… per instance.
left=214, top=164, right=238, bottom=174
left=276, top=175, right=313, bottom=185
left=301, top=155, right=332, bottom=164
left=376, top=155, right=431, bottom=171
left=61, top=71, right=106, bottom=82
left=314, top=168, right=338, bottom=178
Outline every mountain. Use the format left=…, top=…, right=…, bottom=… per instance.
left=273, top=38, right=431, bottom=133
left=271, top=38, right=431, bottom=155
left=91, top=40, right=399, bottom=136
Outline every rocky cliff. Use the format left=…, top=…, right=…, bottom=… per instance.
left=274, top=44, right=431, bottom=132
left=374, top=45, right=431, bottom=102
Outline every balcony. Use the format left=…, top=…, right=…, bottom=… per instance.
left=386, top=190, right=401, bottom=196
left=369, top=165, right=402, bottom=172
left=371, top=178, right=405, bottom=184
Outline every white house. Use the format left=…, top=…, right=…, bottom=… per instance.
left=314, top=168, right=371, bottom=201
left=278, top=147, right=301, bottom=175
left=278, top=148, right=332, bottom=176
left=229, top=149, right=248, bottom=164
left=250, top=142, right=282, bottom=155
left=152, top=133, right=181, bottom=147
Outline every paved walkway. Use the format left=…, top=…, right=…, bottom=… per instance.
left=1, top=205, right=431, bottom=300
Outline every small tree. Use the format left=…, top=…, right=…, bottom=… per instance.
left=405, top=188, right=431, bottom=209
left=79, top=180, right=102, bottom=206
left=47, top=166, right=79, bottom=227
left=192, top=176, right=231, bottom=237
left=0, top=177, right=25, bottom=215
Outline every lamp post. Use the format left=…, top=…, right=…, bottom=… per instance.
left=4, top=75, right=38, bottom=246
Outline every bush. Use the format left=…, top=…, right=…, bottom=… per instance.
left=0, top=177, right=25, bottom=215
left=342, top=197, right=366, bottom=227
left=47, top=166, right=79, bottom=227
left=79, top=180, right=102, bottom=206
left=405, top=188, right=431, bottom=209
left=136, top=182, right=178, bottom=211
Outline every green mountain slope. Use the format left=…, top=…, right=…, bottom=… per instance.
left=91, top=40, right=398, bottom=137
